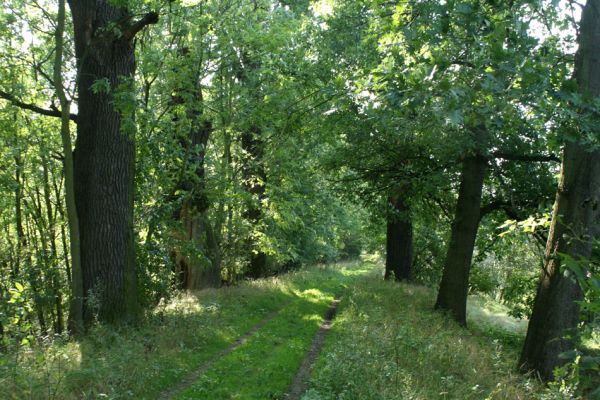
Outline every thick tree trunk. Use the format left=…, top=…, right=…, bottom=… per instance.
left=519, top=0, right=600, bottom=379
left=68, top=1, right=157, bottom=324
left=174, top=208, right=222, bottom=290
left=435, top=128, right=487, bottom=326
left=384, top=196, right=413, bottom=281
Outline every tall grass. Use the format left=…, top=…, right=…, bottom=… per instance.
left=305, top=275, right=543, bottom=400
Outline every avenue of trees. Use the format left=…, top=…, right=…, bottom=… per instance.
left=1, top=0, right=598, bottom=389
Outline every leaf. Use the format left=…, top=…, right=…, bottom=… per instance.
left=90, top=78, right=111, bottom=94
left=580, top=356, right=600, bottom=370
left=15, top=282, right=24, bottom=292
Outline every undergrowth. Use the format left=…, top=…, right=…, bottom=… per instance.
left=0, top=261, right=366, bottom=399
left=1, top=261, right=595, bottom=399
left=305, top=275, right=545, bottom=400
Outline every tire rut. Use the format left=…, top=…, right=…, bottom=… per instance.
left=286, top=296, right=341, bottom=400
left=158, top=301, right=291, bottom=400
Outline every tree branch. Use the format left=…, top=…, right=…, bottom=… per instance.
left=491, top=151, right=560, bottom=163
left=480, top=199, right=513, bottom=219
left=123, top=12, right=159, bottom=41
left=0, top=90, right=77, bottom=122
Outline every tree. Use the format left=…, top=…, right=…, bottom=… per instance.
left=68, top=0, right=157, bottom=324
left=519, top=0, right=600, bottom=380
left=384, top=195, right=413, bottom=281
left=53, top=0, right=82, bottom=334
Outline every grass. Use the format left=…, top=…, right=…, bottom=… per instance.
left=2, top=260, right=594, bottom=399
left=176, top=289, right=332, bottom=399
left=304, top=273, right=543, bottom=400
left=0, top=261, right=368, bottom=399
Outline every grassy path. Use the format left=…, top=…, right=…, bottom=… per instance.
left=286, top=296, right=341, bottom=400
left=304, top=271, right=542, bottom=400
left=2, top=260, right=561, bottom=399
left=0, top=261, right=370, bottom=399
left=171, top=274, right=352, bottom=399
left=158, top=300, right=292, bottom=399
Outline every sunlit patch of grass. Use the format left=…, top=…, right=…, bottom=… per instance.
left=176, top=294, right=333, bottom=399
left=0, top=260, right=372, bottom=399
left=468, top=295, right=528, bottom=335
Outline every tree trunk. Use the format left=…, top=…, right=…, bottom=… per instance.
left=519, top=0, right=600, bottom=379
left=173, top=113, right=222, bottom=290
left=25, top=212, right=47, bottom=334
left=54, top=0, right=82, bottom=333
left=384, top=196, right=413, bottom=281
left=41, top=155, right=64, bottom=334
left=14, top=155, right=25, bottom=278
left=68, top=0, right=157, bottom=324
left=236, top=48, right=268, bottom=279
left=435, top=128, right=488, bottom=326
left=241, top=125, right=268, bottom=279
left=169, top=54, right=222, bottom=290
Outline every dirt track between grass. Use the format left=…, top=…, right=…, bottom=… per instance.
left=158, top=302, right=291, bottom=400
left=286, top=296, right=341, bottom=400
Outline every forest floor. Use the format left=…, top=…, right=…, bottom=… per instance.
left=1, top=259, right=596, bottom=399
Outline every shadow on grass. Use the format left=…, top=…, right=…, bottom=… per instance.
left=56, top=262, right=367, bottom=399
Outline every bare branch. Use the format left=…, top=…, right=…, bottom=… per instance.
left=123, top=12, right=159, bottom=41
left=0, top=90, right=78, bottom=122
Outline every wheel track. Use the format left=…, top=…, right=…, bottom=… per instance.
left=286, top=295, right=342, bottom=400
left=158, top=300, right=292, bottom=400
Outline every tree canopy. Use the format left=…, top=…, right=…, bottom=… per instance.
left=0, top=0, right=599, bottom=393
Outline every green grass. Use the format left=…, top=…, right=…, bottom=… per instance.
left=304, top=274, right=543, bottom=400
left=0, top=261, right=368, bottom=399
left=2, top=260, right=593, bottom=400
left=176, top=289, right=332, bottom=399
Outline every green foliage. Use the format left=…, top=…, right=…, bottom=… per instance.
left=502, top=268, right=538, bottom=320
left=545, top=351, right=600, bottom=400
left=470, top=265, right=498, bottom=295
left=90, top=78, right=111, bottom=95
left=561, top=253, right=600, bottom=318
left=0, top=0, right=596, bottom=397
left=0, top=281, right=33, bottom=347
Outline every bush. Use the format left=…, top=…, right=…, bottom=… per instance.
left=501, top=269, right=538, bottom=319
left=470, top=265, right=499, bottom=295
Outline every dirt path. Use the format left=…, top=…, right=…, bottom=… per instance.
left=158, top=302, right=291, bottom=400
left=286, top=296, right=341, bottom=400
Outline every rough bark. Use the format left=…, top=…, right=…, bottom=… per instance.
left=435, top=128, right=488, bottom=326
left=68, top=0, right=157, bottom=324
left=384, top=196, right=413, bottom=281
left=519, top=0, right=600, bottom=380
